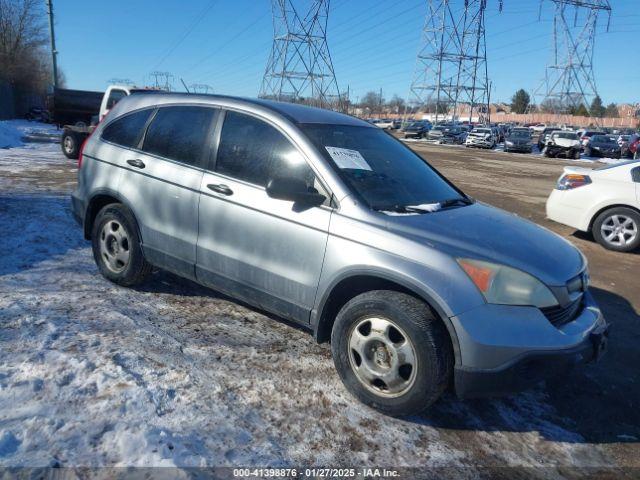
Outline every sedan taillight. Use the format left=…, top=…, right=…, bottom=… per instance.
left=557, top=173, right=592, bottom=190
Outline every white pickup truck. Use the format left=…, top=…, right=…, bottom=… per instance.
left=60, top=85, right=157, bottom=159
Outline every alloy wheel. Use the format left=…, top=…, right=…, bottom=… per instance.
left=600, top=214, right=638, bottom=247
left=348, top=316, right=417, bottom=398
left=99, top=220, right=131, bottom=273
left=63, top=136, right=74, bottom=154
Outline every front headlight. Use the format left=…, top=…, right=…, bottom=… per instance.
left=505, top=141, right=514, bottom=146
left=457, top=258, right=558, bottom=308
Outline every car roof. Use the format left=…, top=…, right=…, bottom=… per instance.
left=124, top=92, right=372, bottom=127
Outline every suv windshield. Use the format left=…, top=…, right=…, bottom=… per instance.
left=301, top=124, right=467, bottom=211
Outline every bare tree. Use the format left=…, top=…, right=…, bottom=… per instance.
left=0, top=0, right=51, bottom=93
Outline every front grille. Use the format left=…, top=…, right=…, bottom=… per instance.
left=541, top=296, right=583, bottom=327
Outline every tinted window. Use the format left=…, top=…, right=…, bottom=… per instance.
left=216, top=111, right=316, bottom=188
left=102, top=109, right=152, bottom=148
left=143, top=106, right=215, bottom=166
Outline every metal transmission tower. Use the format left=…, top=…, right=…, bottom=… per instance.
left=149, top=71, right=174, bottom=91
left=260, top=0, right=342, bottom=110
left=533, top=0, right=611, bottom=116
left=407, top=0, right=501, bottom=124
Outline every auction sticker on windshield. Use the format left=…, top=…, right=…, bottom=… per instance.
left=325, top=146, right=372, bottom=171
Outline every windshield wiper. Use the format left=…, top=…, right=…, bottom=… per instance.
left=439, top=197, right=474, bottom=208
left=376, top=197, right=473, bottom=215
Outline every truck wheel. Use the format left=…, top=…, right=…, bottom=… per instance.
left=61, top=132, right=80, bottom=159
left=592, top=207, right=640, bottom=253
left=91, top=204, right=152, bottom=286
left=331, top=290, right=452, bottom=416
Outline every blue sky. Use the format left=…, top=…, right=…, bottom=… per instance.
left=53, top=0, right=639, bottom=104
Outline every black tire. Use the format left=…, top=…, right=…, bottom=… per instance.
left=584, top=146, right=592, bottom=157
left=331, top=290, right=452, bottom=416
left=61, top=132, right=80, bottom=159
left=91, top=204, right=152, bottom=286
left=592, top=207, right=640, bottom=253
left=573, top=149, right=581, bottom=160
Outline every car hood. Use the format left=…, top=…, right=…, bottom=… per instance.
left=507, top=137, right=531, bottom=143
left=383, top=202, right=583, bottom=286
left=552, top=138, right=581, bottom=148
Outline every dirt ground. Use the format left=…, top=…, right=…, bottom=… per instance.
left=0, top=130, right=638, bottom=477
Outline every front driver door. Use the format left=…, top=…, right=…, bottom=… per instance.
left=196, top=110, right=332, bottom=323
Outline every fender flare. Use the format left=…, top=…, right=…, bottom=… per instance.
left=312, top=267, right=462, bottom=366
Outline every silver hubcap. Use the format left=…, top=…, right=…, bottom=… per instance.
left=601, top=214, right=637, bottom=247
left=99, top=220, right=131, bottom=273
left=348, top=317, right=417, bottom=398
left=63, top=136, right=74, bottom=153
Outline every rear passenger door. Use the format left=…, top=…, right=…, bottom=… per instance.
left=196, top=110, right=332, bottom=323
left=115, top=105, right=217, bottom=278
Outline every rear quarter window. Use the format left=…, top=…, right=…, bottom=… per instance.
left=142, top=106, right=216, bottom=167
left=101, top=109, right=153, bottom=148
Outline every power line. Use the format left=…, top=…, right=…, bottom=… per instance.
left=150, top=0, right=218, bottom=70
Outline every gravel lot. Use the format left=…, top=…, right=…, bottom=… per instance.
left=0, top=122, right=638, bottom=477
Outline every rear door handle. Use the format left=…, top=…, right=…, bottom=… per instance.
left=127, top=159, right=145, bottom=169
left=207, top=183, right=233, bottom=196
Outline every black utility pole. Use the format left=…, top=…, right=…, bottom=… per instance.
left=46, top=0, right=58, bottom=88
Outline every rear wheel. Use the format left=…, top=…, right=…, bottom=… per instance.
left=61, top=132, right=80, bottom=159
left=91, top=204, right=152, bottom=285
left=592, top=207, right=640, bottom=252
left=331, top=290, right=452, bottom=416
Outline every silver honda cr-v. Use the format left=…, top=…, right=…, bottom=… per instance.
left=71, top=93, right=609, bottom=416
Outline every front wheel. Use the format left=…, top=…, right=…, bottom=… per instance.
left=91, top=204, right=152, bottom=285
left=331, top=290, right=452, bottom=416
left=592, top=207, right=640, bottom=252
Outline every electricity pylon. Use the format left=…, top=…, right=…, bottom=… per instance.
left=149, top=71, right=174, bottom=91
left=407, top=0, right=502, bottom=124
left=190, top=84, right=214, bottom=94
left=533, top=0, right=611, bottom=116
left=260, top=0, right=342, bottom=110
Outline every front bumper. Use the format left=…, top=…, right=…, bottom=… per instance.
left=466, top=138, right=493, bottom=148
left=504, top=143, right=532, bottom=152
left=404, top=132, right=424, bottom=138
left=451, top=290, right=608, bottom=398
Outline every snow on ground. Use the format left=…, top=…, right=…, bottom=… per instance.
left=0, top=128, right=635, bottom=474
left=0, top=121, right=24, bottom=149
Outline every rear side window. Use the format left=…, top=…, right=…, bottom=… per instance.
left=102, top=109, right=152, bottom=148
left=216, top=110, right=315, bottom=188
left=143, top=106, right=215, bottom=166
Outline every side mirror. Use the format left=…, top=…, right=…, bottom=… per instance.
left=266, top=176, right=326, bottom=206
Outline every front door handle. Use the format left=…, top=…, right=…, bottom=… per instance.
left=127, top=159, right=145, bottom=169
left=207, top=183, right=233, bottom=196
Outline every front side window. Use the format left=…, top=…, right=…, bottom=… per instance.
left=101, top=109, right=153, bottom=148
left=216, top=111, right=316, bottom=188
left=301, top=124, right=465, bottom=211
left=143, top=106, right=215, bottom=166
